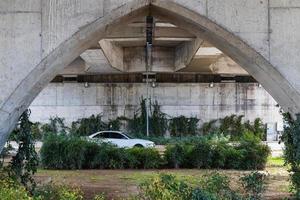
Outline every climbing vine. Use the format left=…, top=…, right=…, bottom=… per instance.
left=8, top=109, right=39, bottom=193
left=281, top=113, right=300, bottom=198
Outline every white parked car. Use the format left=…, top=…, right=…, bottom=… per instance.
left=88, top=131, right=155, bottom=148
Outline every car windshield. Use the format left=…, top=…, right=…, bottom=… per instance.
left=122, top=133, right=134, bottom=139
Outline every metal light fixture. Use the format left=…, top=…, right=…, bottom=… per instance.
left=84, top=82, right=90, bottom=88
left=151, top=81, right=157, bottom=88
left=258, top=83, right=262, bottom=88
left=209, top=82, right=214, bottom=88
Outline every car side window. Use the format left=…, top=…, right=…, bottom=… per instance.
left=110, top=132, right=126, bottom=139
left=94, top=132, right=110, bottom=139
left=102, top=132, right=110, bottom=138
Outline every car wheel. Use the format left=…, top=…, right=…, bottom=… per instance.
left=134, top=144, right=144, bottom=148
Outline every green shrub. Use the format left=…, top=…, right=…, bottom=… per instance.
left=190, top=139, right=213, bottom=169
left=164, top=143, right=186, bottom=169
left=191, top=189, right=217, bottom=200
left=223, top=147, right=244, bottom=169
left=164, top=134, right=269, bottom=170
left=237, top=133, right=270, bottom=170
left=34, top=184, right=83, bottom=200
left=138, top=174, right=192, bottom=200
left=41, top=135, right=162, bottom=170
left=137, top=173, right=244, bottom=200
left=93, top=194, right=106, bottom=200
left=210, top=142, right=228, bottom=169
left=127, top=147, right=162, bottom=169
left=240, top=172, right=267, bottom=200
left=0, top=178, right=34, bottom=200
left=41, top=135, right=99, bottom=169
left=41, top=133, right=269, bottom=170
left=91, top=143, right=127, bottom=169
left=40, top=134, right=68, bottom=169
left=62, top=138, right=89, bottom=169
left=281, top=113, right=300, bottom=198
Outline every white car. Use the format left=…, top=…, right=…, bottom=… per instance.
left=88, top=131, right=155, bottom=148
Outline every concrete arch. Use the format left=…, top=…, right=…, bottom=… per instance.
left=1, top=0, right=300, bottom=150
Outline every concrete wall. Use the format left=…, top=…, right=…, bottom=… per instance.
left=29, top=82, right=283, bottom=127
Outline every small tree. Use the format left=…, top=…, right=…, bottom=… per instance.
left=9, top=109, right=39, bottom=193
left=281, top=113, right=300, bottom=198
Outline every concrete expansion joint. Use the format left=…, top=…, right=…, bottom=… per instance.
left=0, top=11, right=41, bottom=14
left=0, top=108, right=10, bottom=115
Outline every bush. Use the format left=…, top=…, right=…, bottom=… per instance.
left=223, top=147, right=244, bottom=169
left=41, top=135, right=162, bottom=170
left=200, top=172, right=243, bottom=200
left=137, top=173, right=244, bottom=200
left=91, top=143, right=128, bottom=169
left=41, top=133, right=269, bottom=170
left=164, top=143, right=187, bottom=169
left=34, top=184, right=83, bottom=200
left=237, top=133, right=270, bottom=170
left=281, top=113, right=300, bottom=198
left=138, top=174, right=192, bottom=200
left=164, top=134, right=270, bottom=170
left=240, top=172, right=267, bottom=200
left=0, top=178, right=34, bottom=200
left=190, top=139, right=214, bottom=169
left=127, top=147, right=162, bottom=169
left=93, top=194, right=106, bottom=200
left=40, top=134, right=69, bottom=169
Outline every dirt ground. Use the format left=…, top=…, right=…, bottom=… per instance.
left=35, top=164, right=291, bottom=200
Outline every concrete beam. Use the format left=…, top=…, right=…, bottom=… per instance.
left=174, top=38, right=204, bottom=71
left=105, top=25, right=195, bottom=39
left=209, top=56, right=248, bottom=75
left=99, top=39, right=124, bottom=72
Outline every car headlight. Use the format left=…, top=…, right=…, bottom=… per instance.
left=146, top=143, right=155, bottom=147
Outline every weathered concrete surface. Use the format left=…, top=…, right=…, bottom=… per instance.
left=29, top=82, right=283, bottom=128
left=1, top=0, right=300, bottom=151
left=99, top=40, right=124, bottom=71
left=175, top=38, right=203, bottom=71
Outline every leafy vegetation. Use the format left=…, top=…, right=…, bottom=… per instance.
left=70, top=114, right=107, bottom=137
left=281, top=113, right=300, bottom=198
left=8, top=110, right=39, bottom=193
left=12, top=98, right=266, bottom=141
left=41, top=133, right=269, bottom=170
left=40, top=135, right=162, bottom=170
left=41, top=117, right=68, bottom=137
left=201, top=115, right=266, bottom=140
left=240, top=171, right=267, bottom=200
left=0, top=175, right=35, bottom=200
left=33, top=184, right=83, bottom=200
left=164, top=133, right=270, bottom=170
left=169, top=115, right=199, bottom=137
left=135, top=172, right=267, bottom=200
left=127, top=98, right=168, bottom=136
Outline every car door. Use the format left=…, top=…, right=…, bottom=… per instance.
left=92, top=132, right=110, bottom=143
left=108, top=132, right=128, bottom=148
